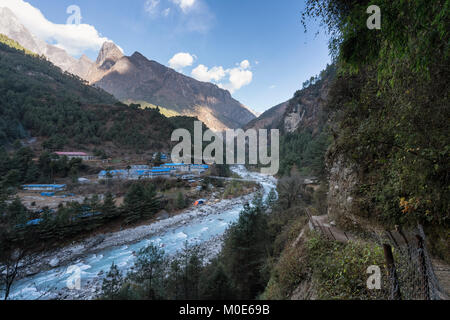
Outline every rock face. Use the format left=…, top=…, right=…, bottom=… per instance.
left=0, top=7, right=42, bottom=54
left=71, top=54, right=95, bottom=79
left=86, top=44, right=256, bottom=131
left=282, top=76, right=331, bottom=134
left=0, top=7, right=94, bottom=79
left=244, top=100, right=289, bottom=130
left=49, top=258, right=60, bottom=268
left=96, top=41, right=124, bottom=67
left=246, top=66, right=334, bottom=134
left=326, top=154, right=359, bottom=225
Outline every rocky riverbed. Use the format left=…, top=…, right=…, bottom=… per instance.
left=5, top=166, right=277, bottom=300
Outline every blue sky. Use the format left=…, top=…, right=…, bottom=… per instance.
left=21, top=0, right=331, bottom=113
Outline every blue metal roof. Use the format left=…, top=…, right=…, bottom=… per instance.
left=192, top=164, right=209, bottom=169
left=99, top=168, right=171, bottom=176
left=26, top=218, right=43, bottom=226
left=159, top=167, right=177, bottom=171
left=22, top=184, right=66, bottom=188
left=41, top=192, right=55, bottom=197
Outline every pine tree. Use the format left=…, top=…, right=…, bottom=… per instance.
left=265, top=189, right=278, bottom=209
left=154, top=152, right=163, bottom=166
left=123, top=183, right=160, bottom=224
left=221, top=199, right=269, bottom=299
left=101, top=263, right=123, bottom=300
left=179, top=243, right=204, bottom=300
left=200, top=260, right=234, bottom=300
left=176, top=192, right=185, bottom=210
left=102, top=192, right=119, bottom=218
left=131, top=244, right=166, bottom=300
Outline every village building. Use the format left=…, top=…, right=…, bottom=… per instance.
left=22, top=184, right=66, bottom=191
left=161, top=163, right=192, bottom=172
left=54, top=152, right=95, bottom=161
left=161, top=163, right=209, bottom=174
left=130, top=165, right=150, bottom=170
left=152, top=152, right=169, bottom=162
left=98, top=168, right=171, bottom=180
left=97, top=163, right=209, bottom=181
left=190, top=164, right=209, bottom=174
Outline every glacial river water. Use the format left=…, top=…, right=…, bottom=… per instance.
left=7, top=166, right=277, bottom=300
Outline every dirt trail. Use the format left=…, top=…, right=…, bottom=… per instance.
left=307, top=214, right=352, bottom=243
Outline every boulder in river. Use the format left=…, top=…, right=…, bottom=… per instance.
left=49, top=258, right=60, bottom=268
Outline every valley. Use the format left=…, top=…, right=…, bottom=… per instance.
left=0, top=0, right=448, bottom=304
left=7, top=166, right=276, bottom=300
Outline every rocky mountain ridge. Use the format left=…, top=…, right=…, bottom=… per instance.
left=247, top=64, right=335, bottom=135
left=86, top=42, right=256, bottom=131
left=0, top=7, right=256, bottom=131
left=0, top=7, right=94, bottom=79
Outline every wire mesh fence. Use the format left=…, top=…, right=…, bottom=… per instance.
left=377, top=225, right=449, bottom=300
left=306, top=210, right=449, bottom=300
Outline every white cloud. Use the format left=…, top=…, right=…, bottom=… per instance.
left=0, top=0, right=112, bottom=56
left=220, top=65, right=253, bottom=94
left=269, top=85, right=276, bottom=89
left=171, top=0, right=196, bottom=12
left=192, top=65, right=226, bottom=82
left=145, top=0, right=160, bottom=15
left=143, top=0, right=214, bottom=33
left=191, top=59, right=253, bottom=94
left=168, top=52, right=195, bottom=71
left=240, top=60, right=250, bottom=69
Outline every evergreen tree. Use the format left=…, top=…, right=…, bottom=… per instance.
left=265, top=189, right=278, bottom=209
left=154, top=152, right=163, bottom=167
left=179, top=243, right=204, bottom=300
left=101, top=263, right=124, bottom=300
left=221, top=198, right=269, bottom=299
left=175, top=192, right=185, bottom=210
left=166, top=259, right=183, bottom=300
left=123, top=183, right=160, bottom=224
left=102, top=193, right=119, bottom=218
left=200, top=260, right=234, bottom=300
left=131, top=244, right=166, bottom=300
left=7, top=198, right=29, bottom=226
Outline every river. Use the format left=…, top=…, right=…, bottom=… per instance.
left=6, top=165, right=277, bottom=300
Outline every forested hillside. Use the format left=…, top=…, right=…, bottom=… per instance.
left=278, top=64, right=335, bottom=177
left=307, top=0, right=449, bottom=232
left=249, top=0, right=448, bottom=300
left=0, top=35, right=198, bottom=152
left=262, top=0, right=449, bottom=299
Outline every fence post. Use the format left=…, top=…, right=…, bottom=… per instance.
left=327, top=228, right=336, bottom=241
left=383, top=244, right=402, bottom=300
left=416, top=235, right=430, bottom=300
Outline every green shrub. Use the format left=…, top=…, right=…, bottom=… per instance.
left=306, top=235, right=388, bottom=300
